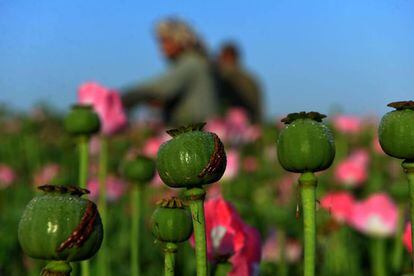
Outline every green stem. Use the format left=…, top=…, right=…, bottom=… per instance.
left=131, top=185, right=141, bottom=276
left=41, top=261, right=72, bottom=276
left=370, top=238, right=386, bottom=276
left=391, top=204, right=405, bottom=274
left=78, top=136, right=89, bottom=189
left=278, top=230, right=288, bottom=276
left=299, top=172, right=317, bottom=276
left=78, top=135, right=90, bottom=276
left=97, top=136, right=108, bottom=276
left=185, top=187, right=207, bottom=276
left=403, top=160, right=414, bottom=272
left=164, top=243, right=178, bottom=276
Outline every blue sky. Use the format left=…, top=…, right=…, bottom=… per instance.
left=1, top=0, right=413, bottom=118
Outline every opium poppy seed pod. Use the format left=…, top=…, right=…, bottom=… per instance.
left=151, top=198, right=193, bottom=243
left=157, top=122, right=227, bottom=276
left=378, top=101, right=414, bottom=160
left=379, top=101, right=414, bottom=272
left=121, top=154, right=156, bottom=276
left=277, top=111, right=335, bottom=276
left=122, top=155, right=156, bottom=184
left=157, top=123, right=227, bottom=188
left=18, top=185, right=103, bottom=276
left=151, top=198, right=193, bottom=276
left=64, top=105, right=100, bottom=136
left=277, top=112, right=335, bottom=173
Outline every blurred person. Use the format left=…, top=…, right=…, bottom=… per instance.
left=121, top=18, right=219, bottom=125
left=215, top=42, right=263, bottom=123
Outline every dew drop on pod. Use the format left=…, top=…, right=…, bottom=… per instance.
left=151, top=198, right=193, bottom=276
left=63, top=104, right=101, bottom=136
left=18, top=185, right=103, bottom=276
left=378, top=101, right=414, bottom=271
left=277, top=112, right=335, bottom=276
left=156, top=122, right=226, bottom=276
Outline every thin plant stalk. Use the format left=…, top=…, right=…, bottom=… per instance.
left=299, top=172, right=317, bottom=276
left=278, top=230, right=288, bottom=276
left=131, top=185, right=141, bottom=276
left=164, top=242, right=178, bottom=276
left=78, top=135, right=90, bottom=276
left=97, top=136, right=108, bottom=276
left=370, top=238, right=386, bottom=276
left=391, top=203, right=405, bottom=274
left=403, top=160, right=414, bottom=271
left=78, top=136, right=89, bottom=189
left=185, top=187, right=207, bottom=276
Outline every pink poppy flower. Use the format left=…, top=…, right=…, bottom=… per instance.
left=206, top=184, right=222, bottom=199
left=205, top=118, right=227, bottom=141
left=225, top=108, right=261, bottom=145
left=349, top=193, right=398, bottom=237
left=334, top=161, right=367, bottom=187
left=191, top=196, right=261, bottom=276
left=222, top=150, right=240, bottom=181
left=243, top=156, right=258, bottom=173
left=88, top=136, right=101, bottom=156
left=285, top=239, right=302, bottom=264
left=143, top=134, right=170, bottom=158
left=332, top=115, right=362, bottom=134
left=320, top=191, right=355, bottom=223
left=206, top=108, right=261, bottom=146
left=262, top=231, right=301, bottom=264
left=261, top=232, right=279, bottom=262
left=403, top=223, right=412, bottom=253
left=348, top=149, right=370, bottom=166
left=230, top=224, right=261, bottom=276
left=87, top=175, right=127, bottom=202
left=33, top=163, right=60, bottom=187
left=275, top=174, right=296, bottom=205
left=227, top=108, right=249, bottom=130
left=0, top=164, right=16, bottom=188
left=78, top=82, right=127, bottom=135
left=334, top=150, right=369, bottom=187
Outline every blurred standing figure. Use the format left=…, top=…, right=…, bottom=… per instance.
left=121, top=18, right=219, bottom=125
left=216, top=42, right=263, bottom=123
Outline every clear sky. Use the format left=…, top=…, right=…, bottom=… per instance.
left=1, top=0, right=413, bottom=118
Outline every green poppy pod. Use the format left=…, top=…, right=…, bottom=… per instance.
left=151, top=198, right=193, bottom=243
left=64, top=105, right=100, bottom=136
left=156, top=123, right=227, bottom=188
left=379, top=101, right=414, bottom=160
left=121, top=155, right=156, bottom=184
left=277, top=112, right=335, bottom=173
left=18, top=185, right=103, bottom=262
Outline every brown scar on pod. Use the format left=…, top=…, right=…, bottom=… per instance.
left=198, top=133, right=225, bottom=178
left=57, top=201, right=98, bottom=253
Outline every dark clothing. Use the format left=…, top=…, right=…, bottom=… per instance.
left=216, top=64, right=262, bottom=123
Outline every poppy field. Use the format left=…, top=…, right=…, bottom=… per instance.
left=1, top=84, right=414, bottom=276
